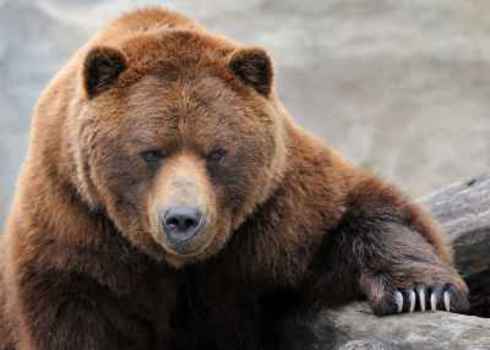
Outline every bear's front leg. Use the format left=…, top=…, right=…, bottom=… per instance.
left=353, top=221, right=469, bottom=315
left=309, top=178, right=469, bottom=316
left=14, top=267, right=160, bottom=350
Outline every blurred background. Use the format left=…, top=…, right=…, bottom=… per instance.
left=0, top=0, right=489, bottom=226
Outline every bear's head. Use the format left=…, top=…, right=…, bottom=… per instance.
left=73, top=30, right=288, bottom=267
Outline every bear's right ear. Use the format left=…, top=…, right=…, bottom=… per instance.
left=83, top=46, right=127, bottom=98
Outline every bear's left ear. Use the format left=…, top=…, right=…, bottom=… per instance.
left=229, top=47, right=273, bottom=96
left=83, top=46, right=127, bottom=98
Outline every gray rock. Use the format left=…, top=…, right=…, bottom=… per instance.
left=421, top=175, right=490, bottom=279
left=324, top=303, right=490, bottom=350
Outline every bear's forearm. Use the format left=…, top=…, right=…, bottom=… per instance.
left=305, top=177, right=468, bottom=314
left=343, top=176, right=452, bottom=263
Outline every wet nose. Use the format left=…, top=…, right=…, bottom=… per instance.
left=163, top=207, right=203, bottom=242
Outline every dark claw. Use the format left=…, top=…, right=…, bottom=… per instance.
left=415, top=285, right=426, bottom=312
left=442, top=283, right=467, bottom=312
left=408, top=289, right=416, bottom=313
left=443, top=290, right=451, bottom=312
left=430, top=286, right=443, bottom=311
left=394, top=290, right=403, bottom=313
left=399, top=289, right=416, bottom=313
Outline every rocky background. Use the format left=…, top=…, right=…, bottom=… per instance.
left=0, top=0, right=489, bottom=225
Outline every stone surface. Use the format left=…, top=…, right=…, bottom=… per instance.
left=1, top=0, right=490, bottom=226
left=421, top=175, right=490, bottom=278
left=323, top=303, right=490, bottom=350
left=420, top=175, right=490, bottom=318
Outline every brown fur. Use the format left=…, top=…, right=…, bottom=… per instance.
left=0, top=7, right=468, bottom=350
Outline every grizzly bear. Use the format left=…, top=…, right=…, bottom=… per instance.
left=0, top=6, right=468, bottom=350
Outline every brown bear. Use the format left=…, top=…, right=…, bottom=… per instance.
left=0, top=6, right=469, bottom=350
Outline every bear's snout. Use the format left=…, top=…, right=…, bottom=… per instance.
left=147, top=152, right=221, bottom=260
left=162, top=206, right=205, bottom=246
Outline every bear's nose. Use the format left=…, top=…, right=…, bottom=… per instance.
left=163, top=207, right=204, bottom=242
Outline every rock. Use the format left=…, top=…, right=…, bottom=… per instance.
left=421, top=175, right=490, bottom=317
left=421, top=175, right=490, bottom=279
left=325, top=303, right=490, bottom=350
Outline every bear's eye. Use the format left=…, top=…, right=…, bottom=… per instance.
left=207, top=148, right=227, bottom=163
left=141, top=150, right=166, bottom=165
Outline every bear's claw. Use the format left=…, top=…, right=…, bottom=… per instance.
left=394, top=284, right=457, bottom=313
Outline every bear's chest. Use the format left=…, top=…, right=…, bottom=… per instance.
left=170, top=266, right=301, bottom=350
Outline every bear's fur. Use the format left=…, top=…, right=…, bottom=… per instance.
left=0, top=7, right=468, bottom=350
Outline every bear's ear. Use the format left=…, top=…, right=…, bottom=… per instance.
left=229, top=47, right=273, bottom=96
left=83, top=46, right=127, bottom=98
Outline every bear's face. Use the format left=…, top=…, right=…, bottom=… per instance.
left=74, top=33, right=286, bottom=267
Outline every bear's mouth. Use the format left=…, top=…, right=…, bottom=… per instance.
left=162, top=233, right=218, bottom=268
left=158, top=223, right=220, bottom=265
